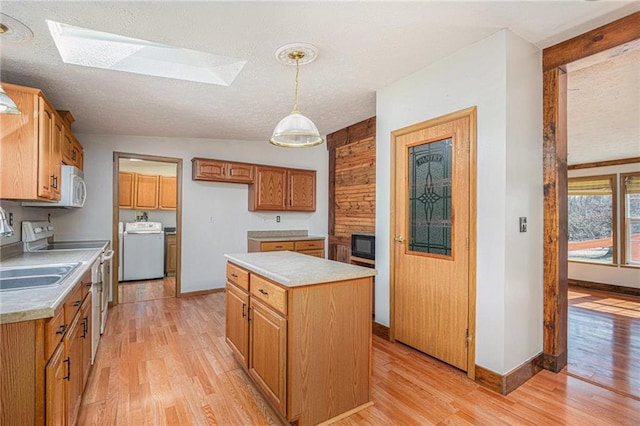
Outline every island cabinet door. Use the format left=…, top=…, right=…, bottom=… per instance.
left=249, top=297, right=287, bottom=416
left=225, top=283, right=249, bottom=368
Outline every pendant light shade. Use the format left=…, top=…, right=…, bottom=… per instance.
left=270, top=44, right=323, bottom=148
left=270, top=111, right=323, bottom=147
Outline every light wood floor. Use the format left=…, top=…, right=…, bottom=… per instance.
left=567, top=286, right=640, bottom=400
left=118, top=276, right=176, bottom=304
left=79, top=292, right=640, bottom=425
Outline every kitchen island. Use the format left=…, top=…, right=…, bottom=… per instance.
left=224, top=251, right=376, bottom=426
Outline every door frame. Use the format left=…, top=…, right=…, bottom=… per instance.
left=390, top=106, right=477, bottom=379
left=112, top=151, right=183, bottom=305
left=541, top=12, right=640, bottom=372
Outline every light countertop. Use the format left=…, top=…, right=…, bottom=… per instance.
left=0, top=250, right=101, bottom=324
left=225, top=251, right=376, bottom=288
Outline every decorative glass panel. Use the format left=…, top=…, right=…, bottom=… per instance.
left=408, top=137, right=452, bottom=256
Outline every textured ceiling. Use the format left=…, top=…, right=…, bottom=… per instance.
left=567, top=46, right=640, bottom=165
left=1, top=1, right=639, bottom=144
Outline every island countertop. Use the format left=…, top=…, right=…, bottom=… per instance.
left=225, top=251, right=376, bottom=287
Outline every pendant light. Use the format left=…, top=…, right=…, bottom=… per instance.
left=270, top=43, right=323, bottom=148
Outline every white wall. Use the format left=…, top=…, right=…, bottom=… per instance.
left=0, top=200, right=55, bottom=246
left=569, top=162, right=640, bottom=289
left=376, top=30, right=543, bottom=374
left=51, top=135, right=328, bottom=292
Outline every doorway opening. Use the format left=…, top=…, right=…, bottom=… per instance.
left=112, top=152, right=183, bottom=305
left=542, top=11, right=640, bottom=394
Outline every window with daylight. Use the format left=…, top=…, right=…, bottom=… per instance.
left=568, top=175, right=617, bottom=264
left=621, top=172, right=640, bottom=266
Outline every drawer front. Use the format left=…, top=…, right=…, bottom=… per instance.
left=261, top=241, right=295, bottom=252
left=45, top=307, right=66, bottom=360
left=299, top=249, right=325, bottom=258
left=250, top=274, right=287, bottom=315
left=294, top=239, right=324, bottom=251
left=64, top=284, right=84, bottom=325
left=227, top=262, right=249, bottom=291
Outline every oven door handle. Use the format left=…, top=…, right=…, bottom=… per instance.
left=102, top=250, right=115, bottom=261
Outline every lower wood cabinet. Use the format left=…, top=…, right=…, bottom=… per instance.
left=165, top=233, right=177, bottom=276
left=0, top=270, right=93, bottom=426
left=248, top=238, right=325, bottom=258
left=225, top=261, right=371, bottom=425
left=248, top=297, right=287, bottom=414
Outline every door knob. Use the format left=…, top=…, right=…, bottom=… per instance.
left=394, top=236, right=405, bottom=242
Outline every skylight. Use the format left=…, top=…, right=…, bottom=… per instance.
left=46, top=20, right=246, bottom=86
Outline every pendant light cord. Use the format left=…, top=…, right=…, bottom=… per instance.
left=292, top=57, right=300, bottom=114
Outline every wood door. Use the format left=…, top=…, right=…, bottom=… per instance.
left=192, top=158, right=225, bottom=180
left=249, top=166, right=287, bottom=211
left=249, top=297, right=286, bottom=415
left=134, top=173, right=159, bottom=209
left=51, top=116, right=63, bottom=199
left=65, top=313, right=83, bottom=426
left=38, top=98, right=54, bottom=199
left=288, top=169, right=316, bottom=211
left=80, top=294, right=92, bottom=388
left=226, top=162, right=254, bottom=183
left=119, top=172, right=135, bottom=208
left=392, top=108, right=475, bottom=372
left=45, top=343, right=67, bottom=426
left=226, top=283, right=249, bottom=368
left=158, top=176, right=177, bottom=209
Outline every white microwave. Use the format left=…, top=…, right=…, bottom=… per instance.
left=23, top=165, right=87, bottom=208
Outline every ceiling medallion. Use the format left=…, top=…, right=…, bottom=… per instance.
left=0, top=13, right=33, bottom=44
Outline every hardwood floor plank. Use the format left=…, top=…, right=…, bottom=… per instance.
left=79, top=292, right=640, bottom=425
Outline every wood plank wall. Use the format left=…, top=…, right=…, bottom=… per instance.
left=327, top=117, right=376, bottom=263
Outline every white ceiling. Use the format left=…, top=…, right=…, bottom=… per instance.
left=1, top=1, right=639, bottom=143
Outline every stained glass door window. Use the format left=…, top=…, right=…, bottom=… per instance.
left=408, top=137, right=453, bottom=257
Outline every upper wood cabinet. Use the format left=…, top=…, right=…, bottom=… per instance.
left=192, top=157, right=254, bottom=183
left=0, top=83, right=63, bottom=201
left=288, top=169, right=316, bottom=211
left=249, top=166, right=316, bottom=212
left=134, top=173, right=159, bottom=209
left=249, top=166, right=287, bottom=211
left=119, top=171, right=135, bottom=209
left=62, top=129, right=84, bottom=170
left=120, top=172, right=176, bottom=210
left=159, top=175, right=177, bottom=210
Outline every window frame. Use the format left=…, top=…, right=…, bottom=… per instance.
left=620, top=171, right=640, bottom=268
left=567, top=174, right=617, bottom=266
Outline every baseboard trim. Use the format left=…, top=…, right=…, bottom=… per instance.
left=569, top=279, right=640, bottom=297
left=372, top=322, right=390, bottom=340
left=178, top=288, right=224, bottom=298
left=475, top=352, right=544, bottom=395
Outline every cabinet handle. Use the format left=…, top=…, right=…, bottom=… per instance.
left=53, top=175, right=58, bottom=189
left=81, top=316, right=88, bottom=338
left=73, top=300, right=82, bottom=307
left=72, top=150, right=76, bottom=161
left=56, top=324, right=67, bottom=335
left=231, top=273, right=238, bottom=278
left=63, top=357, right=71, bottom=381
left=242, top=303, right=247, bottom=318
left=258, top=289, right=268, bottom=296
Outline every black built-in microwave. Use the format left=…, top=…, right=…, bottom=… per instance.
left=351, top=233, right=375, bottom=260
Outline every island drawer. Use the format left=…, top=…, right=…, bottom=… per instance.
left=294, top=239, right=324, bottom=250
left=250, top=274, right=287, bottom=315
left=227, top=262, right=249, bottom=291
left=260, top=241, right=295, bottom=252
left=45, top=307, right=66, bottom=360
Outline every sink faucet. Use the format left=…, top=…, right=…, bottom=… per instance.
left=0, top=207, right=14, bottom=237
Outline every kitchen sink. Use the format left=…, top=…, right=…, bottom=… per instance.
left=0, top=263, right=81, bottom=291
